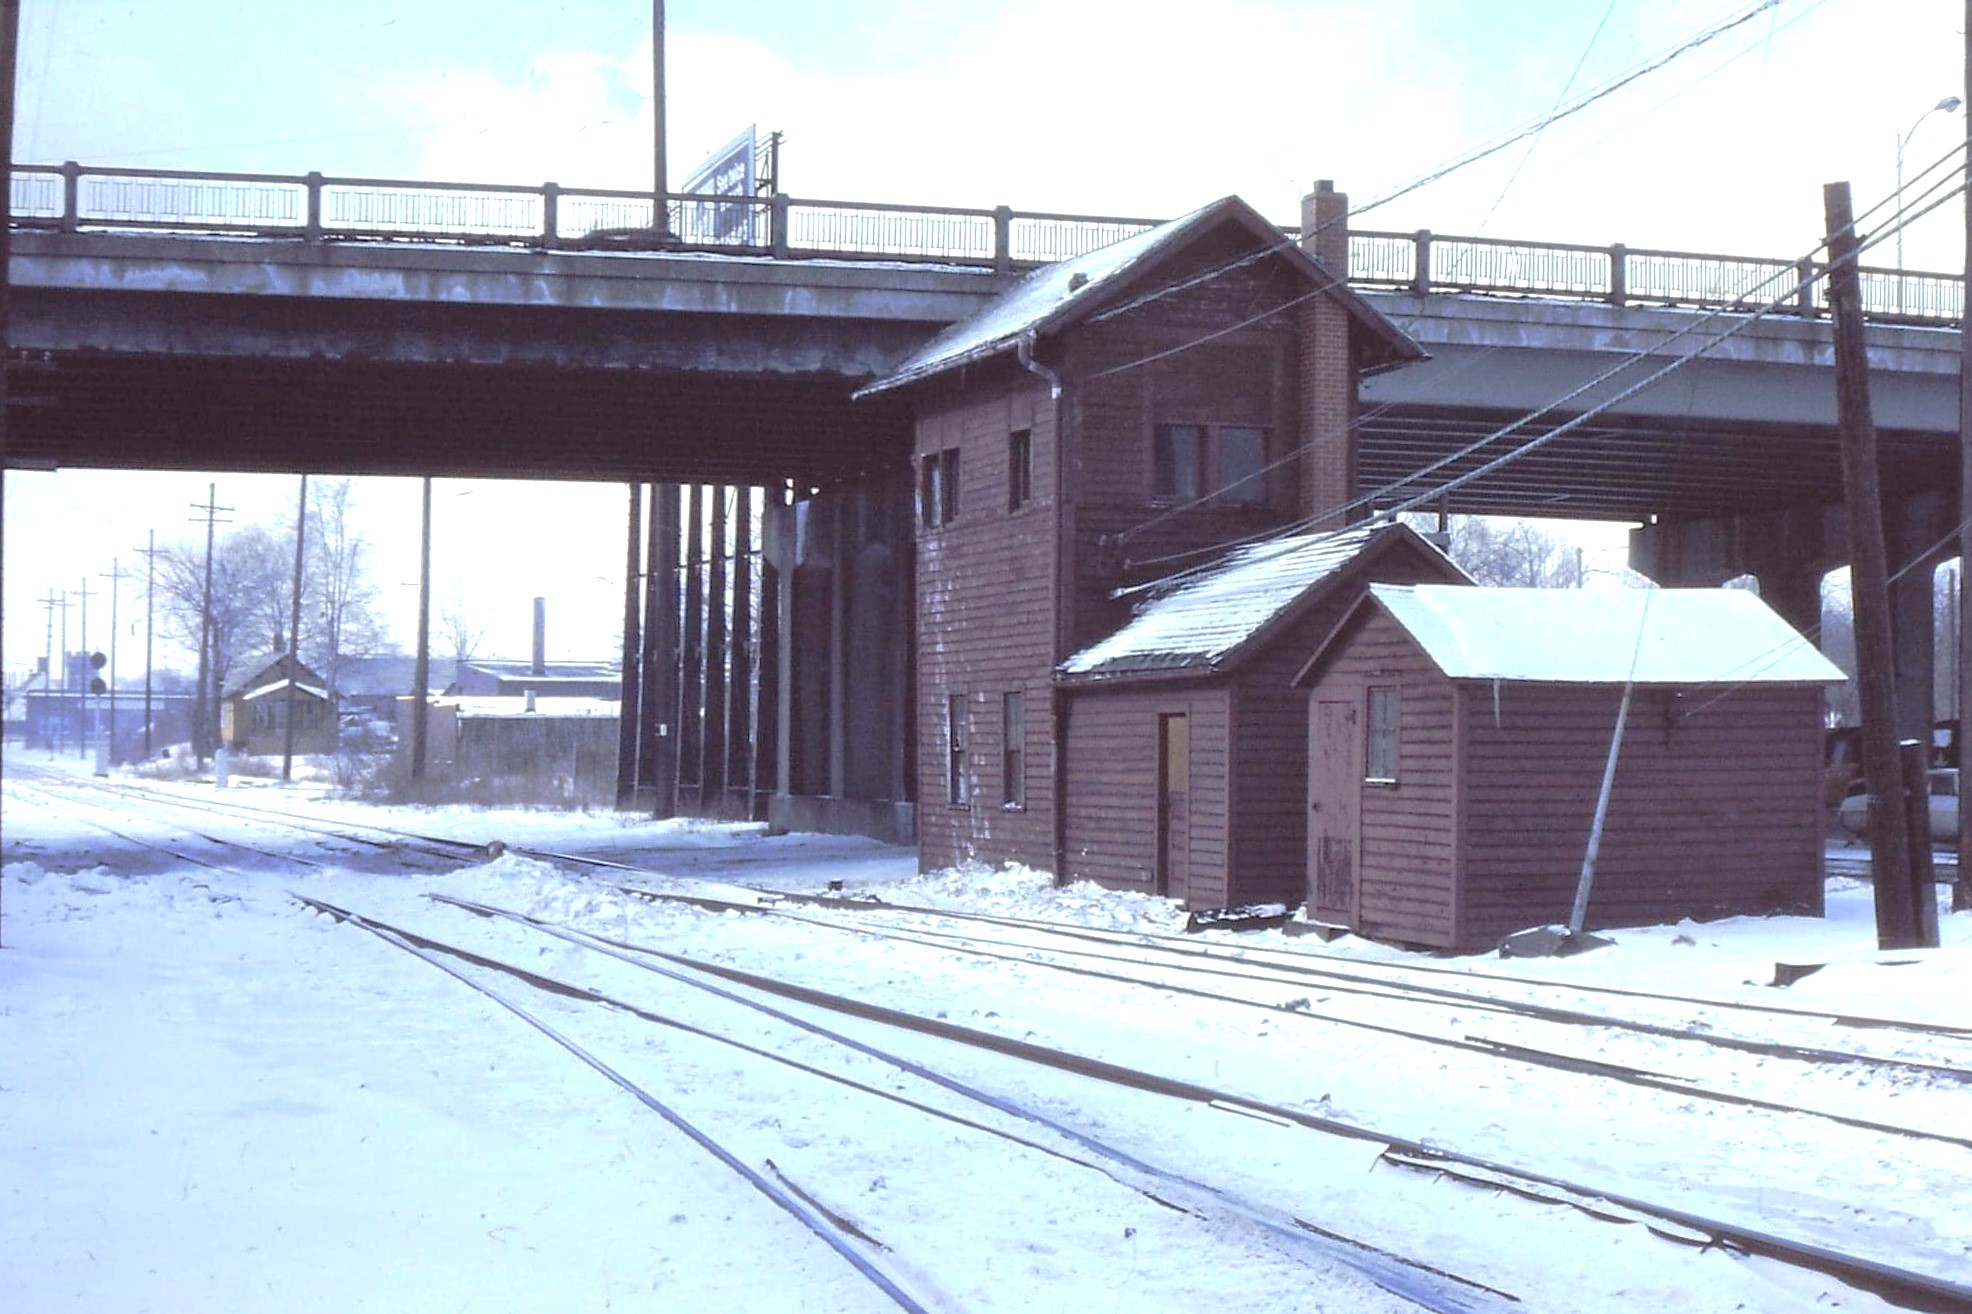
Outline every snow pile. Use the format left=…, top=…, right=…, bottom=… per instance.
left=890, top=861, right=1190, bottom=933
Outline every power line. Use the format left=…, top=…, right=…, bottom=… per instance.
left=1115, top=152, right=1967, bottom=594
left=1352, top=0, right=1789, bottom=227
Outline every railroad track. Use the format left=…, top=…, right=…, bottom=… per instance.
left=296, top=889, right=1520, bottom=1313
left=14, top=767, right=1968, bottom=1304
left=302, top=887, right=1972, bottom=1313
left=4, top=773, right=321, bottom=872
left=598, top=882, right=1972, bottom=1138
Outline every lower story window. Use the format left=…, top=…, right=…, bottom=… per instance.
left=1002, top=691, right=1025, bottom=808
left=947, top=692, right=970, bottom=804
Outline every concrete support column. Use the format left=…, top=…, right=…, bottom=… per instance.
left=1888, top=490, right=1952, bottom=743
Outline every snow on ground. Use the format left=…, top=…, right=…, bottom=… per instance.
left=3, top=748, right=1969, bottom=1312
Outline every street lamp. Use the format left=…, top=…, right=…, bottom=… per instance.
left=1895, top=95, right=1964, bottom=313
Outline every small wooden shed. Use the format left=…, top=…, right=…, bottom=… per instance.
left=220, top=653, right=337, bottom=757
left=1056, top=522, right=1469, bottom=910
left=1294, top=583, right=1845, bottom=950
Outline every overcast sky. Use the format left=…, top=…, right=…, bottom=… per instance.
left=5, top=0, right=1961, bottom=673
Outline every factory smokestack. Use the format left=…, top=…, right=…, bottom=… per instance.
left=532, top=597, right=546, bottom=677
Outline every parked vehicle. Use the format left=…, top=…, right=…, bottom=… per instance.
left=1836, top=768, right=1958, bottom=843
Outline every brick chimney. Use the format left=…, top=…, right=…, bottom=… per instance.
left=1297, top=179, right=1355, bottom=529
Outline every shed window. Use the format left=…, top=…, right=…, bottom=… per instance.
left=1366, top=686, right=1399, bottom=783
left=947, top=692, right=970, bottom=805
left=1008, top=429, right=1032, bottom=511
left=1002, top=691, right=1025, bottom=809
left=1152, top=423, right=1269, bottom=505
left=921, top=448, right=960, bottom=529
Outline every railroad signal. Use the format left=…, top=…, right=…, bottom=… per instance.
left=89, top=676, right=107, bottom=695
left=89, top=651, right=106, bottom=669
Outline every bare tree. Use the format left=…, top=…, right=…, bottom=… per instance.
left=152, top=524, right=289, bottom=746
left=1406, top=515, right=1586, bottom=588
left=302, top=478, right=390, bottom=693
left=440, top=589, right=488, bottom=688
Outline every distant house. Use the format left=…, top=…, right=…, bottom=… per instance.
left=858, top=188, right=1425, bottom=895
left=447, top=660, right=619, bottom=700
left=1294, top=584, right=1846, bottom=949
left=220, top=653, right=337, bottom=757
left=1057, top=522, right=1469, bottom=909
left=334, top=654, right=423, bottom=729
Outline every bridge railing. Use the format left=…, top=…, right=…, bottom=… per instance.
left=1348, top=227, right=1964, bottom=324
left=11, top=163, right=1963, bottom=324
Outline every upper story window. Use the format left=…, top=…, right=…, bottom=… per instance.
left=1008, top=429, right=1032, bottom=512
left=921, top=448, right=960, bottom=529
left=1152, top=424, right=1268, bottom=506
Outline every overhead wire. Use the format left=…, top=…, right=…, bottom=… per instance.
left=1110, top=139, right=1967, bottom=597
left=1081, top=1, right=1795, bottom=335
left=1472, top=0, right=1621, bottom=235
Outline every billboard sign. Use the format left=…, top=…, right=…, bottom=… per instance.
left=680, top=125, right=758, bottom=245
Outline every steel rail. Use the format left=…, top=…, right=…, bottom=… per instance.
left=621, top=882, right=1972, bottom=1073
left=306, top=891, right=1514, bottom=1313
left=289, top=891, right=934, bottom=1314
left=745, top=896, right=1972, bottom=1091
left=601, top=885, right=1972, bottom=1150
left=808, top=902, right=1972, bottom=1080
left=423, top=890, right=1972, bottom=1314
left=42, top=774, right=484, bottom=865
left=750, top=887, right=1972, bottom=1041
left=7, top=774, right=329, bottom=872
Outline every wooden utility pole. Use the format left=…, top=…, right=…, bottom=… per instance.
left=1958, top=0, right=1972, bottom=913
left=617, top=483, right=644, bottom=809
left=411, top=477, right=432, bottom=781
left=1825, top=181, right=1928, bottom=949
left=280, top=474, right=308, bottom=782
left=652, top=0, right=669, bottom=239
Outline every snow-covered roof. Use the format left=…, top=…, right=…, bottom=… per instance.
left=431, top=696, right=620, bottom=719
left=1060, top=523, right=1458, bottom=680
left=240, top=677, right=331, bottom=702
left=223, top=652, right=328, bottom=698
left=857, top=196, right=1422, bottom=397
left=1361, top=583, right=1846, bottom=685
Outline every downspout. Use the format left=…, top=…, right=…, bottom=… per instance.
left=1016, top=332, right=1062, bottom=401
left=1018, top=331, right=1070, bottom=885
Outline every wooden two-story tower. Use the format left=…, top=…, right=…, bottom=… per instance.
left=859, top=185, right=1429, bottom=895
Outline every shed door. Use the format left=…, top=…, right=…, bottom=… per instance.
left=1309, top=698, right=1360, bottom=926
left=1157, top=713, right=1190, bottom=902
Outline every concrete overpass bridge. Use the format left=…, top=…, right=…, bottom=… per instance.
left=6, top=162, right=1966, bottom=821
left=9, top=163, right=1961, bottom=521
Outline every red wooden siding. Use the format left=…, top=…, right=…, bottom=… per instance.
left=1063, top=255, right=1303, bottom=652
left=914, top=368, right=1059, bottom=871
left=1458, top=681, right=1824, bottom=949
left=1227, top=541, right=1467, bottom=909
left=1303, top=611, right=1459, bottom=945
left=1062, top=687, right=1232, bottom=906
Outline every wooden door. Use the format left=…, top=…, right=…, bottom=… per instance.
left=1157, top=713, right=1190, bottom=902
left=1309, top=698, right=1360, bottom=926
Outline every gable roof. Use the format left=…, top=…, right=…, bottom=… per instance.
left=856, top=195, right=1424, bottom=397
left=222, top=651, right=327, bottom=698
left=1301, top=583, right=1846, bottom=687
left=1059, top=522, right=1466, bottom=683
